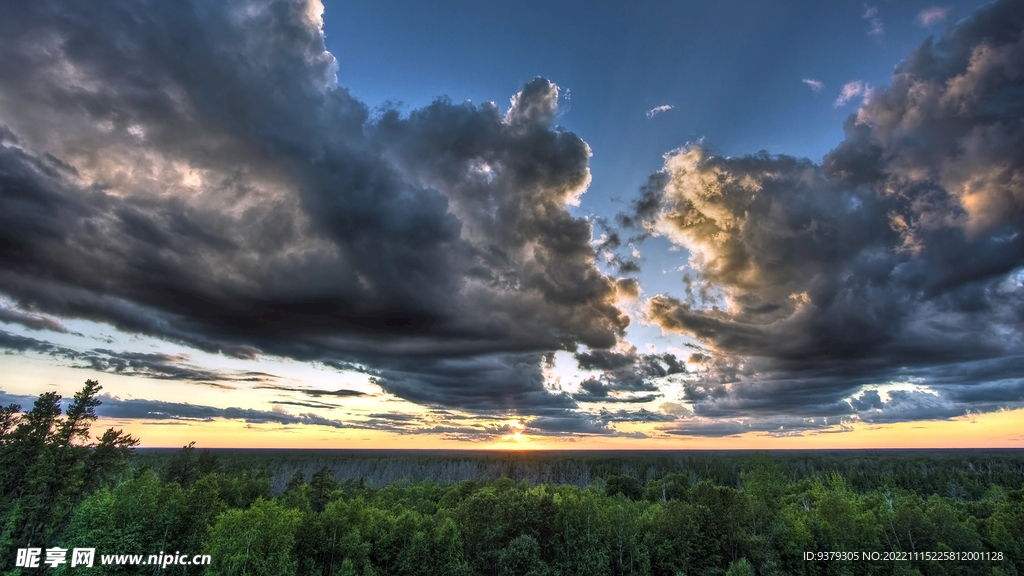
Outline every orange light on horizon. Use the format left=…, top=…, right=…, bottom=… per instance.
left=91, top=407, right=1024, bottom=451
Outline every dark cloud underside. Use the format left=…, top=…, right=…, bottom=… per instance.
left=0, top=0, right=629, bottom=424
left=630, top=0, right=1024, bottom=427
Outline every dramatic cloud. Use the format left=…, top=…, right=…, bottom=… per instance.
left=0, top=389, right=347, bottom=429
left=5, top=0, right=1022, bottom=439
left=0, top=330, right=272, bottom=385
left=571, top=347, right=683, bottom=403
left=0, top=302, right=70, bottom=333
left=646, top=105, right=674, bottom=118
left=801, top=78, right=825, bottom=92
left=916, top=7, right=952, bottom=27
left=96, top=395, right=349, bottom=428
left=79, top=350, right=276, bottom=384
left=0, top=0, right=630, bottom=423
left=523, top=412, right=615, bottom=436
left=598, top=408, right=675, bottom=423
left=0, top=330, right=76, bottom=357
left=255, top=384, right=369, bottom=398
left=849, top=389, right=967, bottom=423
left=658, top=414, right=841, bottom=438
left=627, top=0, right=1024, bottom=425
left=272, top=400, right=341, bottom=410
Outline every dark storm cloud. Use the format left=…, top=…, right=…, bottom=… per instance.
left=366, top=353, right=582, bottom=414
left=0, top=390, right=45, bottom=410
left=628, top=0, right=1024, bottom=426
left=1, top=383, right=619, bottom=439
left=845, top=361, right=1024, bottom=423
left=661, top=421, right=753, bottom=438
left=94, top=395, right=347, bottom=429
left=367, top=412, right=420, bottom=422
left=78, top=349, right=275, bottom=383
left=0, top=388, right=347, bottom=428
left=372, top=78, right=629, bottom=350
left=0, top=305, right=70, bottom=333
left=598, top=408, right=675, bottom=423
left=310, top=410, right=508, bottom=437
left=572, top=381, right=659, bottom=404
left=0, top=0, right=631, bottom=419
left=272, top=400, right=340, bottom=410
left=575, top=350, right=636, bottom=371
left=659, top=415, right=841, bottom=438
left=849, top=389, right=884, bottom=411
left=525, top=413, right=613, bottom=436
left=0, top=330, right=77, bottom=357
left=593, top=218, right=646, bottom=274
left=255, top=384, right=369, bottom=398
left=338, top=411, right=531, bottom=438
left=571, top=348, right=683, bottom=403
left=0, top=330, right=273, bottom=385
left=849, top=389, right=971, bottom=424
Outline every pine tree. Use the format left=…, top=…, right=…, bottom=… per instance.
left=0, top=380, right=138, bottom=557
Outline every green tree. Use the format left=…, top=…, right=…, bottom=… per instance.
left=606, top=475, right=643, bottom=501
left=310, top=467, right=340, bottom=513
left=296, top=498, right=376, bottom=576
left=498, top=534, right=550, bottom=576
left=281, top=470, right=311, bottom=511
left=213, top=470, right=272, bottom=509
left=550, top=485, right=610, bottom=576
left=431, top=516, right=473, bottom=576
left=643, top=500, right=697, bottom=576
left=725, top=558, right=755, bottom=576
left=205, top=498, right=302, bottom=576
left=163, top=442, right=200, bottom=487
left=0, top=381, right=137, bottom=557
left=57, top=469, right=218, bottom=576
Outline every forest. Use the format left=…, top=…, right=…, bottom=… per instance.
left=2, top=381, right=1022, bottom=575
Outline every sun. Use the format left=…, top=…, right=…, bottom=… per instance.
left=500, top=419, right=531, bottom=444
left=500, top=431, right=531, bottom=445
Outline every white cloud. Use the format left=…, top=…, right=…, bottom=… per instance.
left=802, top=78, right=824, bottom=92
left=915, top=6, right=951, bottom=27
left=834, top=80, right=868, bottom=107
left=646, top=104, right=674, bottom=118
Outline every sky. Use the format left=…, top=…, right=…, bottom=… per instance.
left=1, top=0, right=1023, bottom=449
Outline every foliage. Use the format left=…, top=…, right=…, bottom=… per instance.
left=204, top=498, right=302, bottom=576
left=0, top=380, right=137, bottom=562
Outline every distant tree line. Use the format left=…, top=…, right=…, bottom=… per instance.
left=2, top=383, right=1023, bottom=575
left=151, top=447, right=1024, bottom=501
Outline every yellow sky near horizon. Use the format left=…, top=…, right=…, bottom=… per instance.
left=4, top=349, right=1024, bottom=452
left=4, top=326, right=1023, bottom=452
left=92, top=407, right=1024, bottom=451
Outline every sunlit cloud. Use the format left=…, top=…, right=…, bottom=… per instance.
left=834, top=80, right=869, bottom=106
left=622, top=0, right=1024, bottom=435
